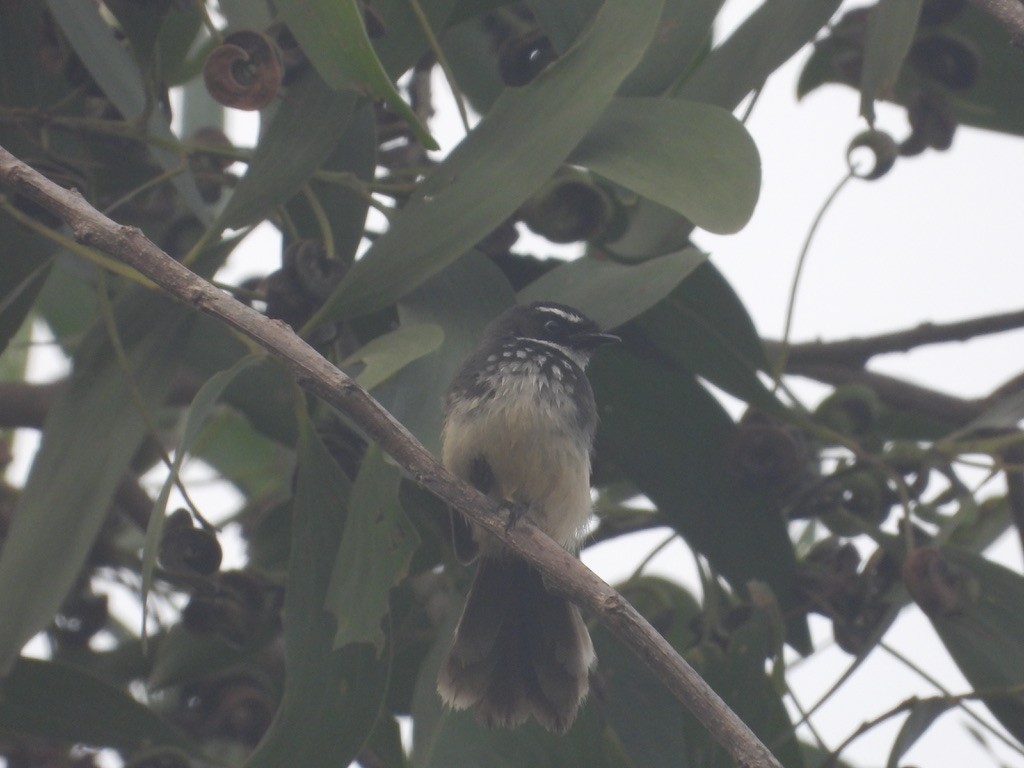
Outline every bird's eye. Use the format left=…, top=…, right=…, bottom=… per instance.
left=544, top=319, right=565, bottom=334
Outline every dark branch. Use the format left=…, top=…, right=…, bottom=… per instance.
left=765, top=308, right=1024, bottom=368
left=0, top=144, right=784, bottom=768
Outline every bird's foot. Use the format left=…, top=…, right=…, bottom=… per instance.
left=502, top=501, right=529, bottom=533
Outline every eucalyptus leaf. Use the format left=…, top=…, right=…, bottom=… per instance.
left=571, top=97, right=761, bottom=234
left=0, top=658, right=203, bottom=756
left=917, top=547, right=1024, bottom=742
left=308, top=0, right=665, bottom=323
left=617, top=0, right=724, bottom=97
left=325, top=445, right=420, bottom=651
left=590, top=347, right=808, bottom=650
left=140, top=354, right=262, bottom=642
left=343, top=322, right=445, bottom=391
left=0, top=297, right=193, bottom=673
left=246, top=413, right=390, bottom=768
left=518, top=248, right=707, bottom=331
left=284, top=102, right=377, bottom=265
left=218, top=70, right=358, bottom=231
left=46, top=0, right=211, bottom=222
left=799, top=5, right=1024, bottom=138
left=859, top=0, right=925, bottom=123
left=0, top=254, right=51, bottom=359
left=886, top=699, right=953, bottom=768
left=676, top=0, right=843, bottom=109
left=273, top=0, right=437, bottom=149
left=630, top=262, right=781, bottom=413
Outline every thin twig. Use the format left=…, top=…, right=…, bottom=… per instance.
left=773, top=170, right=855, bottom=388
left=0, top=143, right=786, bottom=768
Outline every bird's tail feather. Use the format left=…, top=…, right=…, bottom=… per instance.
left=437, top=556, right=594, bottom=734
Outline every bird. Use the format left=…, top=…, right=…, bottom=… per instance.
left=436, top=300, right=619, bottom=734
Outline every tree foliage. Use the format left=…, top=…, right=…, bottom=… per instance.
left=1, top=0, right=1023, bottom=766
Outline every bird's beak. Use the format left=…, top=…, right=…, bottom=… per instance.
left=571, top=331, right=620, bottom=349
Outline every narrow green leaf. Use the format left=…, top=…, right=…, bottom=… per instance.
left=518, top=248, right=707, bottom=331
left=46, top=0, right=211, bottom=222
left=190, top=408, right=296, bottom=501
left=371, top=0, right=462, bottom=78
left=326, top=446, right=420, bottom=651
left=860, top=0, right=925, bottom=123
left=284, top=102, right=377, bottom=265
left=245, top=414, right=390, bottom=768
left=590, top=347, right=808, bottom=649
left=800, top=7, right=1024, bottom=139
left=149, top=622, right=273, bottom=690
left=918, top=548, right=1024, bottom=742
left=140, top=354, right=262, bottom=640
left=0, top=297, right=193, bottom=673
left=526, top=0, right=601, bottom=51
left=631, top=263, right=781, bottom=413
left=0, top=255, right=51, bottom=359
left=572, top=98, right=760, bottom=234
left=343, top=323, right=445, bottom=391
left=0, top=658, right=203, bottom=756
left=676, top=0, right=843, bottom=109
left=219, top=70, right=358, bottom=230
left=886, top=699, right=953, bottom=768
left=617, top=0, right=724, bottom=97
left=274, top=0, right=437, bottom=149
left=308, top=0, right=665, bottom=323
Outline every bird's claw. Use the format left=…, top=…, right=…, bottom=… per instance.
left=502, top=501, right=529, bottom=533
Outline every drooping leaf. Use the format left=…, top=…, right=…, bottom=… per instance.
left=595, top=595, right=803, bottom=768
left=0, top=255, right=51, bottom=359
left=590, top=347, right=808, bottom=650
left=913, top=547, right=1024, bottom=742
left=148, top=622, right=275, bottom=691
left=571, top=97, right=761, bottom=234
left=343, top=323, right=445, bottom=392
left=0, top=658, right=203, bottom=757
left=630, top=262, right=781, bottom=413
left=518, top=248, right=707, bottom=331
left=325, top=445, right=420, bottom=651
left=190, top=408, right=296, bottom=501
left=886, top=699, right=954, bottom=768
left=283, top=102, right=377, bottom=265
left=526, top=0, right=602, bottom=51
left=273, top=0, right=436, bottom=149
left=46, top=0, right=210, bottom=222
left=140, top=354, right=262, bottom=640
left=0, top=296, right=194, bottom=673
left=218, top=70, right=358, bottom=231
left=859, top=0, right=925, bottom=123
left=371, top=0, right=463, bottom=78
left=617, top=0, right=724, bottom=97
left=676, top=0, right=843, bottom=109
left=245, top=412, right=390, bottom=768
left=308, top=0, right=665, bottom=323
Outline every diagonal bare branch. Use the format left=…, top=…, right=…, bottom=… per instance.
left=0, top=144, right=784, bottom=768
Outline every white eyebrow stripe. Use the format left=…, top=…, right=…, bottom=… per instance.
left=533, top=305, right=584, bottom=324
